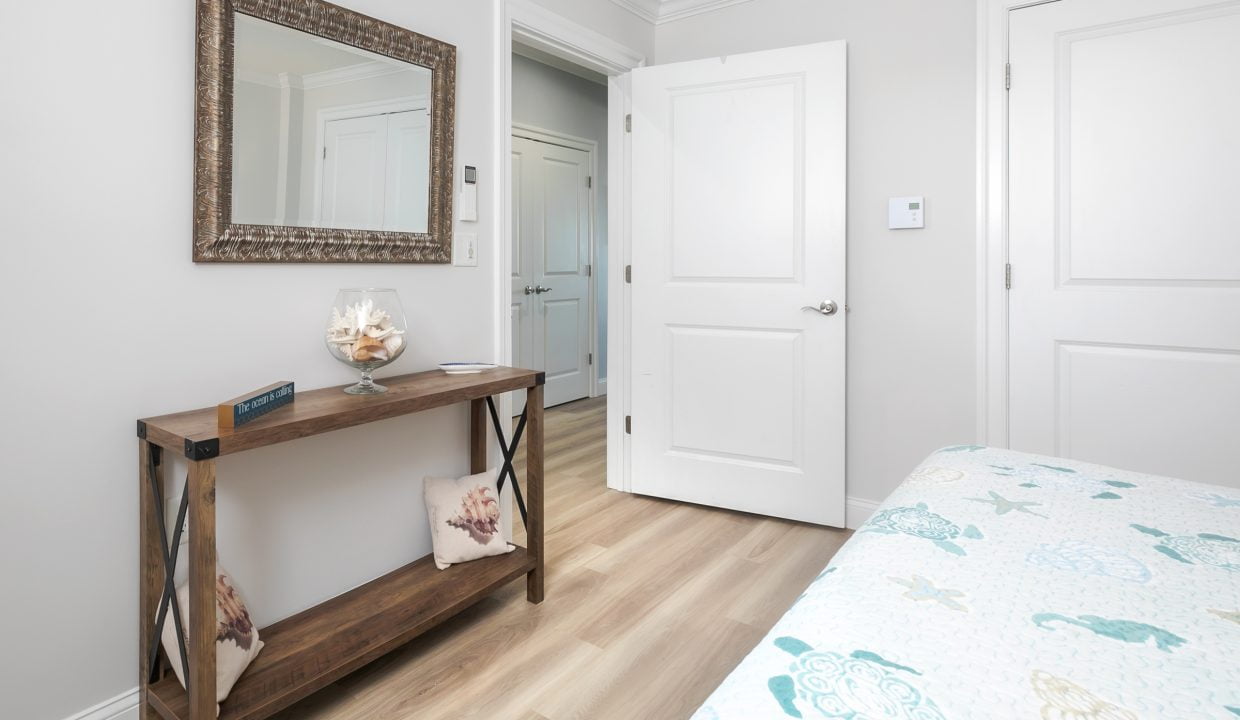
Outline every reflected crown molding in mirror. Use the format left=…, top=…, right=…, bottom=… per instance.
left=195, top=0, right=456, bottom=262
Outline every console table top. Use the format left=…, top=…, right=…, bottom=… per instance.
left=137, top=367, right=544, bottom=459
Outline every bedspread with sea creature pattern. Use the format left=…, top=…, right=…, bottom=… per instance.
left=691, top=447, right=1240, bottom=720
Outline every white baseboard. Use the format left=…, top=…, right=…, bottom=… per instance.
left=63, top=688, right=139, bottom=720
left=845, top=495, right=881, bottom=530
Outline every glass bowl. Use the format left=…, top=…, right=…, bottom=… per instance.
left=325, top=288, right=408, bottom=394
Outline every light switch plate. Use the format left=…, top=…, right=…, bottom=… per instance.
left=889, top=196, right=925, bottom=229
left=460, top=186, right=478, bottom=222
left=454, top=232, right=478, bottom=267
left=460, top=165, right=479, bottom=222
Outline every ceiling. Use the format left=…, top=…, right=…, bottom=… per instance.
left=608, top=0, right=755, bottom=25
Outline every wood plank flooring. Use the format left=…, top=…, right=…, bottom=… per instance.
left=271, top=396, right=850, bottom=720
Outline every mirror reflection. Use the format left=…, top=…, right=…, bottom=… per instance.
left=231, top=13, right=433, bottom=233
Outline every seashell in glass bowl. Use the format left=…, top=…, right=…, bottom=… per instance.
left=325, top=288, right=408, bottom=394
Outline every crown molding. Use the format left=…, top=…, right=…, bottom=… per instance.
left=609, top=0, right=660, bottom=23
left=301, top=60, right=412, bottom=90
left=235, top=68, right=282, bottom=88
left=236, top=61, right=409, bottom=91
left=609, top=0, right=755, bottom=25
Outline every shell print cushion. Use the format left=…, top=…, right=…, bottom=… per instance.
left=160, top=566, right=264, bottom=711
left=424, top=468, right=516, bottom=570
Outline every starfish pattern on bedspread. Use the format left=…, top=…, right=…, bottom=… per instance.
left=967, top=490, right=1048, bottom=518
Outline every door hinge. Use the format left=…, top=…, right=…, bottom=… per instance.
left=585, top=263, right=592, bottom=277
left=1005, top=263, right=1012, bottom=290
left=587, top=175, right=593, bottom=189
left=1005, top=62, right=1011, bottom=91
left=625, top=265, right=632, bottom=283
left=322, top=146, right=327, bottom=159
left=588, top=353, right=593, bottom=365
left=625, top=114, right=632, bottom=133
left=625, top=415, right=632, bottom=434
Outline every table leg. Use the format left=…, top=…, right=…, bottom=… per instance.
left=525, top=384, right=544, bottom=604
left=139, top=442, right=162, bottom=719
left=470, top=398, right=488, bottom=474
left=188, top=459, right=217, bottom=718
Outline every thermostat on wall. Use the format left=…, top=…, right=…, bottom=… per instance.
left=889, top=196, right=924, bottom=230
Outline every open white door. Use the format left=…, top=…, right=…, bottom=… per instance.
left=1009, top=0, right=1240, bottom=486
left=628, top=42, right=847, bottom=526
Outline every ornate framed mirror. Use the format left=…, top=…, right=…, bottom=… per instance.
left=194, top=0, right=456, bottom=262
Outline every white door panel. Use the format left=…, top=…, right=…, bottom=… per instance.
left=629, top=42, right=847, bottom=526
left=667, top=326, right=802, bottom=468
left=510, top=135, right=593, bottom=408
left=670, top=80, right=801, bottom=281
left=383, top=110, right=430, bottom=233
left=1009, top=0, right=1240, bottom=487
left=320, top=114, right=387, bottom=230
left=544, top=299, right=584, bottom=378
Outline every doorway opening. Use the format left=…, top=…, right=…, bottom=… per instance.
left=510, top=80, right=605, bottom=408
left=496, top=0, right=644, bottom=502
left=506, top=30, right=616, bottom=532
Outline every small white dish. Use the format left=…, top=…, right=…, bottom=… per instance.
left=438, top=362, right=499, bottom=375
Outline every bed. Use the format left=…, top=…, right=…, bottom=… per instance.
left=691, top=446, right=1240, bottom=720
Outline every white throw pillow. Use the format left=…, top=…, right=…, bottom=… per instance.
left=160, top=566, right=264, bottom=713
left=424, top=468, right=516, bottom=570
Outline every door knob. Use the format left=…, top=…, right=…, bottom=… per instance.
left=524, top=285, right=536, bottom=295
left=535, top=285, right=553, bottom=294
left=801, top=301, right=838, bottom=316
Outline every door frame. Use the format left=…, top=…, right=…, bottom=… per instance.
left=511, top=123, right=603, bottom=399
left=976, top=0, right=1063, bottom=449
left=494, top=0, right=645, bottom=491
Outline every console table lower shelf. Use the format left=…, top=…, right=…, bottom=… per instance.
left=147, top=548, right=535, bottom=720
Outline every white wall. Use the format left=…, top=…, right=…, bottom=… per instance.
left=655, top=0, right=979, bottom=506
left=0, top=1, right=500, bottom=718
left=511, top=53, right=610, bottom=380
left=232, top=80, right=283, bottom=224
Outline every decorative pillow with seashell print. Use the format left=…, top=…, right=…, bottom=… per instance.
left=160, top=565, right=264, bottom=712
left=424, top=468, right=516, bottom=570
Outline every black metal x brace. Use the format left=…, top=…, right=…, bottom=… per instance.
left=486, top=396, right=528, bottom=528
left=147, top=448, right=191, bottom=688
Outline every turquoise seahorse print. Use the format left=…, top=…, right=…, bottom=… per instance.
left=1032, top=613, right=1186, bottom=651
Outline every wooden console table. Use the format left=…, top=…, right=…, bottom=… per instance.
left=136, top=367, right=545, bottom=720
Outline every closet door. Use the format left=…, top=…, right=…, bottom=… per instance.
left=319, top=114, right=388, bottom=230
left=1008, top=0, right=1240, bottom=485
left=383, top=109, right=431, bottom=233
left=511, top=135, right=593, bottom=408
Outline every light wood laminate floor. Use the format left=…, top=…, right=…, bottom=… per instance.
left=272, top=396, right=850, bottom=720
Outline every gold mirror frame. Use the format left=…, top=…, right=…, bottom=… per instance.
left=194, top=0, right=456, bottom=263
